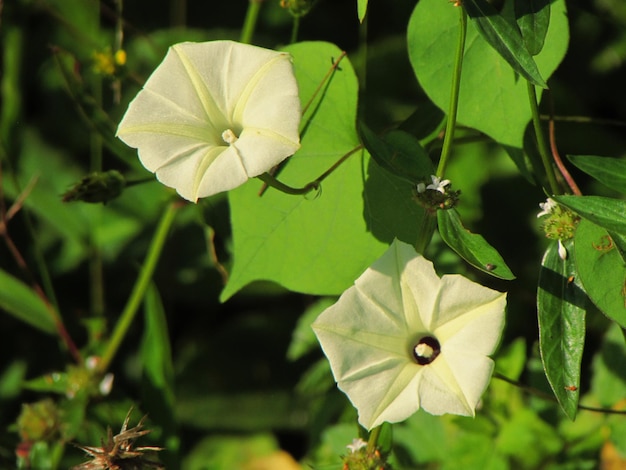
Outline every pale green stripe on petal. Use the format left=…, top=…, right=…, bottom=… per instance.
left=173, top=45, right=229, bottom=131
left=232, top=54, right=289, bottom=124
left=118, top=123, right=218, bottom=144
left=312, top=324, right=406, bottom=357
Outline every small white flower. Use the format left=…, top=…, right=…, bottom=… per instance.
left=346, top=438, right=367, bottom=453
left=312, top=239, right=506, bottom=430
left=117, top=40, right=301, bottom=202
left=427, top=175, right=451, bottom=193
left=537, top=198, right=557, bottom=218
left=416, top=182, right=426, bottom=193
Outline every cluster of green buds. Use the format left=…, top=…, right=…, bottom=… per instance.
left=279, top=0, right=316, bottom=17
left=537, top=198, right=579, bottom=241
left=16, top=399, right=60, bottom=444
left=414, top=174, right=460, bottom=213
left=537, top=198, right=580, bottom=260
left=341, top=438, right=391, bottom=470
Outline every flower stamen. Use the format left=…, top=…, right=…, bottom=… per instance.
left=413, top=336, right=441, bottom=365
left=222, top=129, right=239, bottom=145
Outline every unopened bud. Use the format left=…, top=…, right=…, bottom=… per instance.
left=62, top=170, right=125, bottom=204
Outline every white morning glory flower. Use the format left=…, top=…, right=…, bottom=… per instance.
left=312, top=239, right=507, bottom=430
left=116, top=40, right=301, bottom=202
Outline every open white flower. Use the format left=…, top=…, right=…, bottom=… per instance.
left=312, top=239, right=506, bottom=430
left=537, top=198, right=557, bottom=218
left=426, top=175, right=451, bottom=193
left=116, top=40, right=301, bottom=202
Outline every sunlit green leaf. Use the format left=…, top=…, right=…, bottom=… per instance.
left=464, top=0, right=547, bottom=87
left=537, top=239, right=586, bottom=420
left=287, top=297, right=336, bottom=362
left=568, top=155, right=626, bottom=194
left=0, top=268, right=56, bottom=334
left=223, top=42, right=423, bottom=300
left=408, top=0, right=568, bottom=147
left=515, top=0, right=551, bottom=56
left=437, top=209, right=515, bottom=279
left=574, top=219, right=626, bottom=327
left=554, top=195, right=626, bottom=235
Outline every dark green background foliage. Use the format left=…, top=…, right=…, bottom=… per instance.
left=2, top=0, right=626, bottom=468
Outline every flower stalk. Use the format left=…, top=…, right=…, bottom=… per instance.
left=97, top=201, right=179, bottom=374
left=240, top=0, right=264, bottom=44
left=436, top=6, right=467, bottom=178
left=528, top=82, right=560, bottom=194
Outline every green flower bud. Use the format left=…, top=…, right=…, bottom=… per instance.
left=62, top=170, right=125, bottom=204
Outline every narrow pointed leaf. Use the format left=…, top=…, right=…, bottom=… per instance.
left=567, top=155, right=626, bottom=194
left=464, top=0, right=547, bottom=88
left=357, top=0, right=368, bottom=23
left=515, top=0, right=551, bottom=56
left=554, top=195, right=626, bottom=235
left=574, top=219, right=626, bottom=327
left=537, top=240, right=586, bottom=420
left=0, top=268, right=56, bottom=334
left=437, top=209, right=515, bottom=280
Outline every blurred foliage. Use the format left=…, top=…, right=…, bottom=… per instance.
left=1, top=0, right=626, bottom=469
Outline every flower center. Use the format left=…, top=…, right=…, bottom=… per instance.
left=222, top=129, right=239, bottom=145
left=412, top=336, right=441, bottom=365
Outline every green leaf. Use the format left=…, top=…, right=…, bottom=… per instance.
left=359, top=123, right=434, bottom=184
left=574, top=219, right=626, bottom=327
left=223, top=42, right=424, bottom=300
left=287, top=297, right=336, bottom=361
left=408, top=0, right=569, bottom=147
left=496, top=408, right=562, bottom=467
left=464, top=0, right=547, bottom=87
left=141, top=284, right=180, bottom=466
left=436, top=209, right=515, bottom=279
left=554, top=195, right=626, bottom=235
left=141, top=285, right=175, bottom=405
left=537, top=239, right=586, bottom=420
left=568, top=155, right=626, bottom=194
left=0, top=269, right=56, bottom=334
left=515, top=0, right=551, bottom=56
left=357, top=0, right=368, bottom=23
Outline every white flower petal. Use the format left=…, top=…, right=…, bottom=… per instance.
left=117, top=40, right=301, bottom=201
left=432, top=351, right=495, bottom=415
left=432, top=275, right=506, bottom=351
left=338, top=359, right=423, bottom=430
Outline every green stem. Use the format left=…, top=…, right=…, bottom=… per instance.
left=257, top=172, right=318, bottom=195
left=290, top=15, right=300, bottom=44
left=366, top=425, right=382, bottom=453
left=436, top=6, right=467, bottom=178
left=527, top=81, right=560, bottom=194
left=415, top=212, right=437, bottom=254
left=97, top=202, right=178, bottom=374
left=257, top=143, right=362, bottom=196
left=240, top=0, right=263, bottom=44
